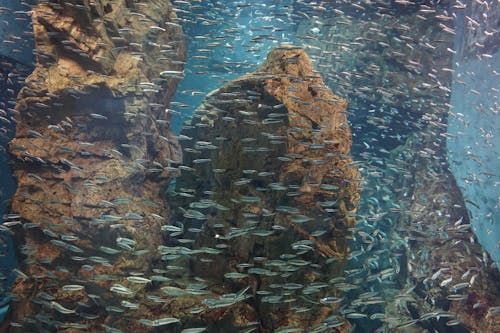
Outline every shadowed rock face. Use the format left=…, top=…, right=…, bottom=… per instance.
left=3, top=0, right=185, bottom=332
left=454, top=0, right=499, bottom=61
left=296, top=6, right=454, bottom=154
left=294, top=5, right=499, bottom=332
left=171, top=46, right=360, bottom=332
left=367, top=128, right=500, bottom=333
left=399, top=93, right=498, bottom=333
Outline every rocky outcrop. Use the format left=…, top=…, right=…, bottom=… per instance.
left=3, top=0, right=185, bottom=332
left=380, top=129, right=500, bottom=332
left=169, top=45, right=360, bottom=332
left=296, top=5, right=454, bottom=151
left=294, top=4, right=499, bottom=332
left=364, top=128, right=500, bottom=332
left=454, top=0, right=499, bottom=61
left=342, top=123, right=499, bottom=332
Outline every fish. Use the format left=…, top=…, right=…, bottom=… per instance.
left=124, top=212, right=144, bottom=220
left=0, top=1, right=497, bottom=332
left=62, top=284, right=85, bottom=292
left=224, top=272, right=248, bottom=279
left=110, top=284, right=135, bottom=295
left=440, top=276, right=453, bottom=287
left=181, top=328, right=207, bottom=333
left=140, top=317, right=180, bottom=327
left=90, top=113, right=108, bottom=120
left=126, top=276, right=152, bottom=284
left=50, top=301, right=76, bottom=314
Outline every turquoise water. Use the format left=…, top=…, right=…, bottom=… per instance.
left=170, top=0, right=297, bottom=132
left=0, top=0, right=34, bottom=321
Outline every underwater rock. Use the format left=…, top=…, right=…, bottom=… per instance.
left=171, top=45, right=360, bottom=332
left=296, top=6, right=454, bottom=152
left=454, top=0, right=499, bottom=61
left=356, top=125, right=500, bottom=332
left=388, top=130, right=500, bottom=333
left=3, top=0, right=185, bottom=332
left=296, top=6, right=499, bottom=332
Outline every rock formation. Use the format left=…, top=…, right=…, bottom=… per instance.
left=296, top=5, right=454, bottom=152
left=352, top=124, right=499, bottom=332
left=296, top=3, right=499, bottom=332
left=169, top=45, right=360, bottom=332
left=2, top=3, right=361, bottom=328
left=3, top=0, right=185, bottom=332
left=390, top=130, right=500, bottom=333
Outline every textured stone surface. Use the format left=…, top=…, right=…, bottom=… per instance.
left=353, top=122, right=500, bottom=332
left=293, top=4, right=499, bottom=332
left=454, top=0, right=500, bottom=61
left=387, top=129, right=500, bottom=333
left=3, top=0, right=185, bottom=331
left=171, top=45, right=360, bottom=332
left=296, top=7, right=454, bottom=154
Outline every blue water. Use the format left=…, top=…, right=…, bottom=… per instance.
left=446, top=7, right=500, bottom=265
left=170, top=0, right=297, bottom=132
left=0, top=0, right=34, bottom=321
left=0, top=63, right=25, bottom=321
left=447, top=52, right=500, bottom=265
left=0, top=67, right=20, bottom=322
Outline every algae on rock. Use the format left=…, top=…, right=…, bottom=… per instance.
left=170, top=45, right=360, bottom=332
left=3, top=0, right=185, bottom=332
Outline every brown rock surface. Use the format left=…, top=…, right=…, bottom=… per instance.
left=388, top=130, right=500, bottom=333
left=297, top=10, right=453, bottom=117
left=3, top=0, right=185, bottom=332
left=356, top=124, right=500, bottom=332
left=296, top=5, right=499, bottom=332
left=170, top=45, right=360, bottom=332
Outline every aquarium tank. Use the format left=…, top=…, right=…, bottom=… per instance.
left=0, top=0, right=498, bottom=332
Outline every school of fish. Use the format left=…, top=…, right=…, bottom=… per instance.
left=0, top=0, right=498, bottom=333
